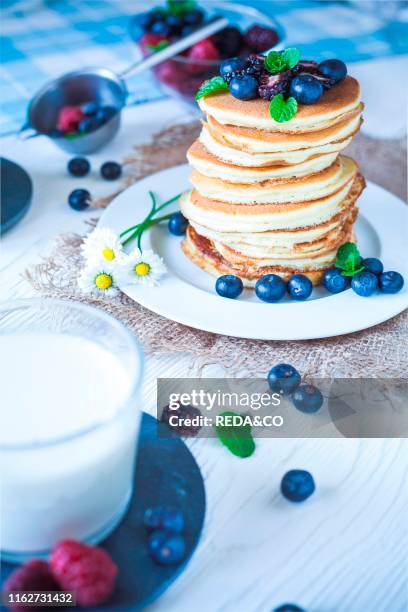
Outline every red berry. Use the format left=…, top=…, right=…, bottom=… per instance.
left=245, top=25, right=279, bottom=53
left=139, top=33, right=168, bottom=57
left=185, top=38, right=219, bottom=74
left=50, top=540, right=118, bottom=607
left=56, top=106, right=84, bottom=133
left=3, top=560, right=60, bottom=611
left=154, top=60, right=185, bottom=86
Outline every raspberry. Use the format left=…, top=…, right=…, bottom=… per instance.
left=258, top=71, right=291, bottom=100
left=185, top=38, right=219, bottom=75
left=50, top=540, right=117, bottom=607
left=3, top=560, right=60, bottom=611
left=161, top=402, right=202, bottom=436
left=56, top=106, right=84, bottom=134
left=154, top=60, right=185, bottom=87
left=245, top=25, right=279, bottom=53
left=139, top=33, right=168, bottom=57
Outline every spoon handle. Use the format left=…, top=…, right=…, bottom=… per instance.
left=119, top=16, right=228, bottom=79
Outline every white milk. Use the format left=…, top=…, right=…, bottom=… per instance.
left=0, top=333, right=141, bottom=557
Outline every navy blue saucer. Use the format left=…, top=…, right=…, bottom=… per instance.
left=0, top=158, right=33, bottom=235
left=1, top=413, right=206, bottom=611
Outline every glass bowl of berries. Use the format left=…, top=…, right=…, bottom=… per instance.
left=130, top=1, right=284, bottom=104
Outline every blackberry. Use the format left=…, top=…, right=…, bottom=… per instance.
left=291, top=60, right=319, bottom=75
left=223, top=56, right=264, bottom=84
left=214, top=26, right=244, bottom=58
left=258, top=71, right=291, bottom=100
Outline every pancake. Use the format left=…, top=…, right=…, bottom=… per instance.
left=206, top=112, right=362, bottom=154
left=180, top=171, right=365, bottom=233
left=190, top=205, right=358, bottom=257
left=182, top=225, right=356, bottom=286
left=200, top=122, right=355, bottom=167
left=189, top=155, right=356, bottom=204
left=187, top=140, right=338, bottom=182
left=198, top=76, right=362, bottom=133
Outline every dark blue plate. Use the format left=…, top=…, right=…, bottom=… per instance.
left=1, top=413, right=206, bottom=611
left=0, top=158, right=33, bottom=235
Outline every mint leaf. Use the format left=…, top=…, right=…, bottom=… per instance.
left=264, top=50, right=287, bottom=74
left=282, top=47, right=301, bottom=69
left=335, top=242, right=363, bottom=276
left=269, top=94, right=298, bottom=123
left=215, top=411, right=255, bottom=458
left=195, top=76, right=228, bottom=100
left=167, top=0, right=195, bottom=16
left=146, top=40, right=169, bottom=52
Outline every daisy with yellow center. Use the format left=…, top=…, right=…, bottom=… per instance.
left=82, top=228, right=123, bottom=266
left=78, top=264, right=120, bottom=298
left=120, top=249, right=166, bottom=288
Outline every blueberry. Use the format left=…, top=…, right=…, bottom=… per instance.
left=151, top=19, right=170, bottom=36
left=135, top=10, right=157, bottom=31
left=362, top=257, right=383, bottom=275
left=219, top=57, right=247, bottom=80
left=351, top=271, right=378, bottom=297
left=274, top=606, right=304, bottom=612
left=379, top=271, right=404, bottom=294
left=229, top=75, right=259, bottom=100
left=287, top=274, right=313, bottom=301
left=67, top=157, right=90, bottom=178
left=96, top=106, right=116, bottom=124
left=148, top=530, right=186, bottom=565
left=68, top=189, right=91, bottom=211
left=268, top=363, right=301, bottom=395
left=281, top=469, right=315, bottom=503
left=81, top=101, right=99, bottom=115
left=168, top=212, right=188, bottom=236
left=184, top=9, right=204, bottom=26
left=323, top=268, right=349, bottom=294
left=290, top=75, right=323, bottom=105
left=78, top=116, right=100, bottom=134
left=100, top=161, right=122, bottom=181
left=318, top=59, right=347, bottom=83
left=144, top=507, right=184, bottom=533
left=215, top=275, right=244, bottom=299
left=292, top=384, right=323, bottom=414
left=255, top=274, right=286, bottom=303
left=166, top=14, right=184, bottom=34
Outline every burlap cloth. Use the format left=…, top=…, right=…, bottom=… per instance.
left=25, top=123, right=408, bottom=378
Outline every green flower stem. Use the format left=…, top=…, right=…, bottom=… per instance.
left=121, top=213, right=174, bottom=248
left=119, top=193, right=182, bottom=239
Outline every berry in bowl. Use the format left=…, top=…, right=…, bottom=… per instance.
left=129, top=1, right=284, bottom=103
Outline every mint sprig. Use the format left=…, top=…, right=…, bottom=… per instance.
left=215, top=411, right=255, bottom=458
left=335, top=242, right=364, bottom=277
left=264, top=47, right=301, bottom=74
left=167, top=0, right=196, bottom=16
left=146, top=40, right=169, bottom=53
left=269, top=94, right=298, bottom=123
left=195, top=76, right=228, bottom=100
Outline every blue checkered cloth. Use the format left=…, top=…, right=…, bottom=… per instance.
left=1, top=0, right=407, bottom=135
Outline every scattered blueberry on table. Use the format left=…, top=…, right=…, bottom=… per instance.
left=287, top=274, right=313, bottom=301
left=281, top=469, right=315, bottom=503
left=351, top=270, right=378, bottom=297
left=68, top=188, right=91, bottom=211
left=362, top=257, right=383, bottom=275
left=255, top=274, right=286, bottom=303
left=144, top=506, right=184, bottom=533
left=67, top=157, right=90, bottom=177
left=148, top=530, right=186, bottom=566
left=168, top=211, right=188, bottom=235
left=323, top=268, right=349, bottom=294
left=100, top=161, right=122, bottom=181
left=379, top=271, right=404, bottom=294
left=274, top=605, right=304, bottom=612
left=215, top=275, right=244, bottom=299
left=291, top=384, right=324, bottom=414
left=268, top=363, right=301, bottom=395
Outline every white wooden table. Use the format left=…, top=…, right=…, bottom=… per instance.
left=2, top=68, right=407, bottom=612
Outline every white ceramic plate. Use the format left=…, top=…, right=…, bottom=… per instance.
left=98, top=164, right=408, bottom=340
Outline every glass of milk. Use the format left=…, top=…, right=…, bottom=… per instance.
left=0, top=299, right=143, bottom=563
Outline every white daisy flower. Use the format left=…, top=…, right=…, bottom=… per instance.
left=78, top=264, right=120, bottom=298
left=82, top=228, right=123, bottom=266
left=120, top=249, right=167, bottom=288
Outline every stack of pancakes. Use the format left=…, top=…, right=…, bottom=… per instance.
left=181, top=76, right=365, bottom=286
